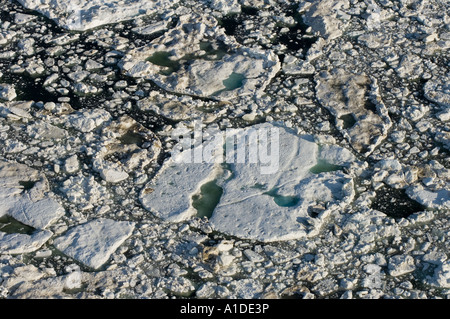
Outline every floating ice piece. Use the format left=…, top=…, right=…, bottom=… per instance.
left=140, top=152, right=221, bottom=222
left=53, top=218, right=135, bottom=269
left=434, top=130, right=450, bottom=151
left=0, top=160, right=63, bottom=231
left=436, top=108, right=450, bottom=122
left=137, top=92, right=205, bottom=121
left=14, top=13, right=37, bottom=25
left=388, top=255, right=415, bottom=277
left=429, top=261, right=450, bottom=288
left=229, top=279, right=264, bottom=299
left=65, top=108, right=111, bottom=133
left=132, top=20, right=168, bottom=36
left=160, top=277, right=195, bottom=296
left=0, top=84, right=17, bottom=101
left=207, top=0, right=241, bottom=14
left=406, top=185, right=450, bottom=209
left=374, top=159, right=403, bottom=172
left=282, top=55, right=315, bottom=75
left=141, top=123, right=355, bottom=242
left=64, top=155, right=79, bottom=174
left=302, top=0, right=350, bottom=40
left=17, top=38, right=35, bottom=56
left=60, top=175, right=110, bottom=206
left=120, top=14, right=280, bottom=102
left=0, top=230, right=53, bottom=254
left=7, top=197, right=65, bottom=230
left=17, top=0, right=176, bottom=31
left=26, top=121, right=68, bottom=140
left=358, top=32, right=391, bottom=49
left=0, top=160, right=51, bottom=217
left=91, top=115, right=162, bottom=183
left=211, top=171, right=354, bottom=242
left=0, top=160, right=42, bottom=186
left=395, top=54, right=423, bottom=79
left=318, top=144, right=356, bottom=167
left=315, top=69, right=392, bottom=155
left=424, top=74, right=450, bottom=108
left=85, top=59, right=104, bottom=71
left=0, top=30, right=17, bottom=46
left=92, top=158, right=129, bottom=183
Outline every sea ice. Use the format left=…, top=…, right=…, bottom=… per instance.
left=0, top=230, right=53, bottom=254
left=120, top=14, right=280, bottom=102
left=141, top=123, right=356, bottom=241
left=17, top=0, right=176, bottom=31
left=315, top=68, right=392, bottom=155
left=0, top=84, right=17, bottom=101
left=53, top=218, right=135, bottom=269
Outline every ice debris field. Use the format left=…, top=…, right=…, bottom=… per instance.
left=0, top=0, right=449, bottom=299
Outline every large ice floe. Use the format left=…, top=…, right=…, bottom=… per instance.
left=423, top=73, right=450, bottom=108
left=119, top=14, right=280, bottom=102
left=300, top=0, right=350, bottom=40
left=315, top=68, right=392, bottom=156
left=17, top=0, right=176, bottom=31
left=1, top=0, right=449, bottom=300
left=53, top=218, right=135, bottom=269
left=140, top=123, right=356, bottom=242
left=0, top=161, right=64, bottom=229
left=0, top=161, right=63, bottom=254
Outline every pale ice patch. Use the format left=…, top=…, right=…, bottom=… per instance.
left=140, top=123, right=356, bottom=242
left=17, top=0, right=176, bottom=31
left=53, top=218, right=135, bottom=269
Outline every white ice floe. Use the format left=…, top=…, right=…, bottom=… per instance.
left=132, top=20, right=168, bottom=36
left=388, top=255, right=416, bottom=277
left=92, top=159, right=129, bottom=183
left=60, top=175, right=110, bottom=207
left=14, top=13, right=37, bottom=25
left=63, top=155, right=79, bottom=174
left=301, top=0, right=350, bottom=40
left=17, top=0, right=176, bottom=31
left=53, top=218, right=135, bottom=269
left=0, top=230, right=53, bottom=254
left=0, top=160, right=64, bottom=229
left=0, top=84, right=17, bottom=102
left=140, top=158, right=220, bottom=223
left=26, top=121, right=68, bottom=140
left=206, top=0, right=241, bottom=14
left=429, top=261, right=450, bottom=288
left=141, top=123, right=355, bottom=242
left=315, top=68, right=392, bottom=155
left=406, top=185, right=450, bottom=209
left=282, top=55, right=315, bottom=76
left=318, top=144, right=356, bottom=167
left=92, top=115, right=162, bottom=183
left=423, top=74, right=450, bottom=108
left=7, top=197, right=65, bottom=230
left=120, top=14, right=280, bottom=102
left=65, top=108, right=112, bottom=133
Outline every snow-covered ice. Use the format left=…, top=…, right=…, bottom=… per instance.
left=53, top=218, right=135, bottom=269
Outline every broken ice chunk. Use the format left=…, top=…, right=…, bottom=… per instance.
left=315, top=69, right=392, bottom=155
left=406, top=185, right=450, bottom=209
left=0, top=230, right=53, bottom=254
left=0, top=84, right=17, bottom=101
left=140, top=144, right=222, bottom=222
left=141, top=123, right=355, bottom=242
left=53, top=218, right=135, bottom=269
